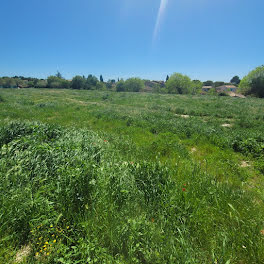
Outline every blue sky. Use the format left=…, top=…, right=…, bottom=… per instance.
left=0, top=0, right=263, bottom=82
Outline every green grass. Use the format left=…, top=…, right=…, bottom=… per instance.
left=0, top=88, right=264, bottom=263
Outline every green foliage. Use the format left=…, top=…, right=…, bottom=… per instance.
left=47, top=76, right=70, bottom=89
left=203, top=80, right=214, bottom=86
left=166, top=73, right=193, bottom=94
left=116, top=79, right=126, bottom=92
left=71, top=76, right=85, bottom=89
left=214, top=81, right=225, bottom=88
left=230, top=75, right=240, bottom=85
left=0, top=77, right=17, bottom=88
left=239, top=65, right=264, bottom=95
left=35, top=80, right=47, bottom=88
left=85, top=75, right=99, bottom=90
left=251, top=77, right=264, bottom=98
left=124, top=78, right=144, bottom=92
left=192, top=80, right=203, bottom=94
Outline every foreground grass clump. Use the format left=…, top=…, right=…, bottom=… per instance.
left=1, top=121, right=264, bottom=263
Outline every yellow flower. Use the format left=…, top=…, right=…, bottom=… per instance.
left=52, top=234, right=55, bottom=237
left=66, top=226, right=69, bottom=229
left=35, top=252, right=39, bottom=256
left=50, top=225, right=53, bottom=228
left=44, top=248, right=47, bottom=251
left=53, top=240, right=56, bottom=243
left=47, top=252, right=50, bottom=256
left=45, top=241, right=49, bottom=245
left=40, top=250, right=42, bottom=253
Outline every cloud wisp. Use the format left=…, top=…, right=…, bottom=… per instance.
left=153, top=0, right=169, bottom=41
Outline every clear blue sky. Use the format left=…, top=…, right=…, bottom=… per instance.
left=0, top=0, right=263, bottom=82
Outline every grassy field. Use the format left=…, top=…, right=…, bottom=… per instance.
left=0, top=88, right=264, bottom=263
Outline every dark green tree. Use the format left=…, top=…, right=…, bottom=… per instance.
left=203, top=80, right=214, bottom=86
left=116, top=79, right=126, bottom=92
left=166, top=75, right=169, bottom=82
left=230, top=76, right=240, bottom=85
left=56, top=71, right=62, bottom=79
left=251, top=77, right=264, bottom=97
left=124, top=78, right=144, bottom=92
left=85, top=75, right=98, bottom=90
left=71, top=76, right=85, bottom=89
left=100, top=75, right=104, bottom=82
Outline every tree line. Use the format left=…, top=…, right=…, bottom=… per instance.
left=0, top=65, right=263, bottom=97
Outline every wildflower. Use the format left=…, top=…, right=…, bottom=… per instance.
left=45, top=241, right=49, bottom=245
left=35, top=252, right=39, bottom=256
left=151, top=218, right=155, bottom=223
left=104, top=140, right=108, bottom=142
left=52, top=234, right=55, bottom=237
left=50, top=225, right=53, bottom=228
left=182, top=188, right=186, bottom=192
left=44, top=248, right=47, bottom=251
left=47, top=252, right=50, bottom=256
left=260, top=229, right=264, bottom=235
left=40, top=250, right=43, bottom=253
left=66, top=226, right=69, bottom=229
left=53, top=240, right=56, bottom=243
left=183, top=183, right=187, bottom=186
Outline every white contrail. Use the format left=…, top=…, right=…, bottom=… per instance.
left=153, top=0, right=169, bottom=41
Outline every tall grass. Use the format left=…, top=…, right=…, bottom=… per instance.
left=1, top=121, right=264, bottom=263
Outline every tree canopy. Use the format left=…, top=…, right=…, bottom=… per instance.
left=230, top=76, right=240, bottom=85
left=239, top=65, right=264, bottom=96
left=124, top=78, right=144, bottom=92
left=166, top=73, right=193, bottom=94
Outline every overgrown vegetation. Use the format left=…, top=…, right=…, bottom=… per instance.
left=239, top=65, right=264, bottom=97
left=0, top=89, right=264, bottom=263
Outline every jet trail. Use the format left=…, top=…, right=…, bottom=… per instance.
left=153, top=0, right=169, bottom=41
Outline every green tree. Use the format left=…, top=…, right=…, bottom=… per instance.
left=124, top=78, right=144, bottom=92
left=230, top=75, right=240, bottom=85
left=96, top=82, right=106, bottom=90
left=71, top=76, right=85, bottom=89
left=116, top=79, right=126, bottom=92
left=166, top=73, right=192, bottom=94
left=166, top=75, right=169, bottom=82
left=250, top=77, right=264, bottom=97
left=214, top=81, right=225, bottom=88
left=239, top=65, right=264, bottom=95
left=35, top=80, right=47, bottom=88
left=100, top=75, right=104, bottom=82
left=56, top=71, right=62, bottom=78
left=85, top=75, right=98, bottom=90
left=192, top=80, right=203, bottom=94
left=203, top=80, right=214, bottom=86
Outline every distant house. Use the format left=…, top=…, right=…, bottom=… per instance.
left=202, top=86, right=213, bottom=92
left=216, top=85, right=237, bottom=93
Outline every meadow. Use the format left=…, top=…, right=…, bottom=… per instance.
left=0, top=88, right=264, bottom=263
